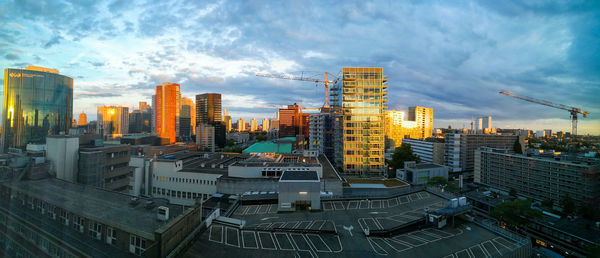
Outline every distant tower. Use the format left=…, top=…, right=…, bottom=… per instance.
left=78, top=112, right=87, bottom=126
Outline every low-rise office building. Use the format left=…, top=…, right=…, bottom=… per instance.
left=0, top=178, right=202, bottom=258
left=474, top=147, right=600, bottom=207
left=402, top=138, right=444, bottom=165
left=278, top=170, right=321, bottom=212
left=397, top=161, right=448, bottom=185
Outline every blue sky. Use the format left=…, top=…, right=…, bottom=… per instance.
left=1, top=0, right=599, bottom=134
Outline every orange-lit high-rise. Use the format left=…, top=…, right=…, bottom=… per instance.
left=155, top=82, right=181, bottom=143
left=78, top=112, right=87, bottom=126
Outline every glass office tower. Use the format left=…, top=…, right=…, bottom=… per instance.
left=331, top=67, right=388, bottom=176
left=1, top=66, right=73, bottom=151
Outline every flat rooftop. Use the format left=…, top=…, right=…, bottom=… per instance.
left=413, top=163, right=445, bottom=169
left=184, top=191, right=526, bottom=257
left=280, top=170, right=319, bottom=181
left=3, top=178, right=186, bottom=240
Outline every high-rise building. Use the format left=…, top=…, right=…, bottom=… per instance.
left=1, top=66, right=73, bottom=151
left=475, top=147, right=599, bottom=207
left=97, top=106, right=129, bottom=137
left=262, top=118, right=269, bottom=132
left=180, top=102, right=192, bottom=140
left=309, top=110, right=334, bottom=162
left=128, top=110, right=142, bottom=133
left=182, top=97, right=195, bottom=136
left=408, top=106, right=433, bottom=139
left=383, top=110, right=406, bottom=148
left=139, top=101, right=151, bottom=112
left=331, top=67, right=388, bottom=176
left=250, top=118, right=258, bottom=132
left=155, top=82, right=181, bottom=143
left=475, top=116, right=492, bottom=134
left=237, top=118, right=246, bottom=131
left=151, top=95, right=156, bottom=133
left=77, top=112, right=87, bottom=126
left=279, top=103, right=302, bottom=138
left=196, top=93, right=224, bottom=147
left=196, top=123, right=215, bottom=152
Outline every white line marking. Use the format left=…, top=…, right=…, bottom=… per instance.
left=224, top=227, right=240, bottom=248
left=241, top=231, right=258, bottom=249
left=258, top=232, right=277, bottom=250
left=469, top=244, right=486, bottom=258
left=483, top=240, right=501, bottom=256
left=367, top=238, right=388, bottom=256
left=274, top=233, right=295, bottom=251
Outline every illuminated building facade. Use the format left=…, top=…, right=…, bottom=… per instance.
left=182, top=97, right=195, bottom=136
left=384, top=107, right=434, bottom=149
left=1, top=66, right=73, bottom=151
left=155, top=82, right=181, bottom=144
left=97, top=106, right=129, bottom=137
left=408, top=106, right=433, bottom=139
left=77, top=112, right=87, bottom=126
left=237, top=118, right=245, bottom=131
left=196, top=93, right=225, bottom=147
left=331, top=67, right=388, bottom=176
left=262, top=118, right=269, bottom=132
left=250, top=118, right=258, bottom=132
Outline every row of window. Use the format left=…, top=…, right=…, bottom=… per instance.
left=153, top=174, right=216, bottom=185
left=152, top=187, right=209, bottom=200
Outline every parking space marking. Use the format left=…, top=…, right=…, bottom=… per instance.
left=387, top=198, right=399, bottom=208
left=334, top=201, right=345, bottom=210
left=347, top=200, right=359, bottom=209
left=267, top=204, right=278, bottom=214
left=306, top=234, right=332, bottom=253
left=363, top=217, right=382, bottom=230
left=469, top=244, right=487, bottom=258
left=323, top=202, right=333, bottom=211
left=481, top=240, right=501, bottom=257
left=393, top=235, right=427, bottom=247
left=443, top=255, right=454, bottom=258
left=494, top=237, right=519, bottom=250
left=246, top=205, right=258, bottom=215
left=409, top=231, right=440, bottom=242
left=271, top=222, right=285, bottom=229
left=209, top=225, right=223, bottom=243
left=225, top=227, right=240, bottom=248
left=455, top=249, right=472, bottom=258
left=398, top=196, right=409, bottom=204
left=258, top=232, right=277, bottom=250
left=274, top=233, right=295, bottom=251
left=422, top=228, right=454, bottom=239
left=257, top=204, right=269, bottom=214
left=295, top=250, right=315, bottom=258
left=386, top=238, right=412, bottom=252
left=290, top=233, right=312, bottom=251
left=359, top=200, right=370, bottom=209
left=367, top=237, right=389, bottom=256
left=257, top=223, right=271, bottom=229
left=283, top=221, right=299, bottom=229
left=234, top=206, right=248, bottom=216
left=241, top=231, right=259, bottom=249
left=296, top=221, right=312, bottom=229
left=371, top=200, right=382, bottom=209
left=309, top=220, right=325, bottom=230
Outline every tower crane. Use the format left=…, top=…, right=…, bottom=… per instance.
left=499, top=90, right=589, bottom=138
left=256, top=71, right=338, bottom=108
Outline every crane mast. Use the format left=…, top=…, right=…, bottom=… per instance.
left=499, top=90, right=589, bottom=138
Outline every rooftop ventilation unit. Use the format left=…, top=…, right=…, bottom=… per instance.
left=157, top=206, right=169, bottom=221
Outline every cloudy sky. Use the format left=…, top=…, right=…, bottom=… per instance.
left=1, top=0, right=599, bottom=134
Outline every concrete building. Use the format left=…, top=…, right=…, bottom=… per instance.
left=444, top=133, right=524, bottom=176
left=262, top=118, right=269, bottom=132
left=398, top=161, right=448, bottom=185
left=196, top=123, right=215, bottom=152
left=180, top=105, right=192, bottom=141
left=250, top=118, right=258, bottom=132
left=237, top=118, right=245, bottom=131
left=45, top=135, right=79, bottom=183
left=402, top=138, right=444, bottom=165
left=79, top=144, right=131, bottom=192
left=78, top=112, right=87, bottom=126
left=97, top=106, right=129, bottom=138
left=475, top=147, right=600, bottom=207
left=278, top=170, right=321, bottom=211
left=331, top=67, right=388, bottom=176
left=408, top=106, right=433, bottom=139
left=309, top=110, right=334, bottom=162
left=2, top=66, right=73, bottom=151
left=0, top=178, right=203, bottom=257
left=196, top=93, right=225, bottom=147
left=155, top=82, right=181, bottom=144
left=181, top=97, right=195, bottom=136
left=151, top=95, right=156, bottom=134
left=475, top=116, right=492, bottom=134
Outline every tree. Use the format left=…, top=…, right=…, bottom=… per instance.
left=255, top=134, right=267, bottom=142
left=560, top=193, right=576, bottom=215
left=226, top=139, right=236, bottom=147
left=489, top=199, right=542, bottom=228
left=389, top=143, right=420, bottom=170
left=513, top=139, right=523, bottom=154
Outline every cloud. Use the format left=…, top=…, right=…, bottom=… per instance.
left=43, top=35, right=63, bottom=48
left=5, top=53, right=18, bottom=60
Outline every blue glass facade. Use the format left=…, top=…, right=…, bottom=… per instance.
left=1, top=68, right=73, bottom=150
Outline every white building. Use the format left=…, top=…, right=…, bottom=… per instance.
left=309, top=112, right=331, bottom=153
left=402, top=138, right=444, bottom=165
left=197, top=123, right=215, bottom=152
left=45, top=135, right=79, bottom=183
left=227, top=152, right=323, bottom=178
left=250, top=118, right=258, bottom=132
left=475, top=116, right=492, bottom=134
left=262, top=118, right=270, bottom=132
left=278, top=170, right=321, bottom=212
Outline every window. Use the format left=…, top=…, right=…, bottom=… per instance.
left=130, top=235, right=146, bottom=256
left=60, top=210, right=69, bottom=226
left=72, top=215, right=84, bottom=233
left=88, top=222, right=102, bottom=240
left=107, top=227, right=116, bottom=245
left=47, top=205, right=56, bottom=220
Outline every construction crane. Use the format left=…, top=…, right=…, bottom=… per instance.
left=256, top=71, right=338, bottom=108
left=499, top=90, right=589, bottom=137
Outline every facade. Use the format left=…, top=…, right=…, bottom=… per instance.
left=278, top=170, right=321, bottom=212
left=237, top=118, right=245, bottom=131
left=250, top=118, right=258, bottom=132
left=1, top=66, right=73, bottom=151
left=77, top=112, right=87, bottom=126
left=398, top=161, right=448, bottom=185
left=444, top=133, right=523, bottom=175
left=309, top=110, right=334, bottom=162
left=0, top=178, right=203, bottom=257
left=279, top=104, right=300, bottom=138
left=155, top=82, right=181, bottom=144
left=181, top=97, right=195, bottom=136
left=475, top=116, right=492, bottom=134
left=151, top=95, right=156, bottom=134
left=402, top=138, right=444, bottom=165
left=180, top=104, right=192, bottom=140
left=261, top=118, right=269, bottom=132
left=474, top=148, right=600, bottom=207
left=97, top=106, right=129, bottom=138
left=196, top=123, right=215, bottom=152
left=79, top=144, right=131, bottom=192
left=408, top=106, right=433, bottom=139
left=331, top=67, right=388, bottom=176
left=195, top=93, right=224, bottom=147
left=139, top=101, right=151, bottom=112
left=128, top=109, right=142, bottom=133
left=45, top=135, right=79, bottom=183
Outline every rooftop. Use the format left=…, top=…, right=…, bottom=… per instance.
left=243, top=140, right=292, bottom=154
left=412, top=163, right=446, bottom=170
left=280, top=170, right=319, bottom=181
left=3, top=178, right=187, bottom=240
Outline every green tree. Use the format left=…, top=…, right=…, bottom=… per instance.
left=255, top=134, right=267, bottom=142
left=389, top=143, right=420, bottom=170
left=560, top=193, right=576, bottom=215
left=226, top=139, right=236, bottom=147
left=513, top=139, right=523, bottom=154
left=489, top=199, right=542, bottom=228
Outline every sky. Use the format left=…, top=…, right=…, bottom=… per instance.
left=1, top=0, right=599, bottom=134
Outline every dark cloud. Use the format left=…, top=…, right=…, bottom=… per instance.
left=43, top=35, right=63, bottom=48
left=5, top=53, right=18, bottom=60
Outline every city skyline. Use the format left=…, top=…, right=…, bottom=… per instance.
left=0, top=1, right=599, bottom=134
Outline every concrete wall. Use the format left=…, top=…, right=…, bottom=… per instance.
left=278, top=181, right=320, bottom=211
left=228, top=165, right=323, bottom=178
left=152, top=160, right=220, bottom=205
left=217, top=177, right=279, bottom=194
left=46, top=136, right=79, bottom=183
